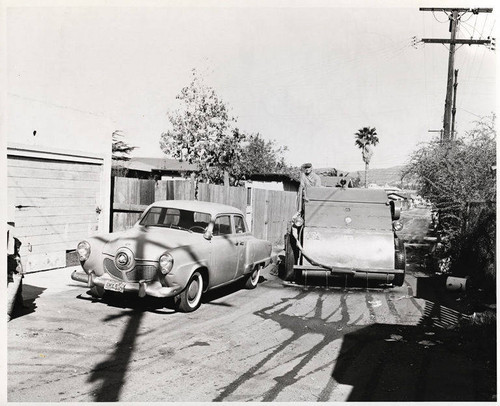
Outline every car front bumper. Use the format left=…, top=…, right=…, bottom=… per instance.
left=71, top=270, right=182, bottom=298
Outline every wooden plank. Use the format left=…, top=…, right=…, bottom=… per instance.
left=113, top=177, right=130, bottom=204
left=139, top=180, right=155, bottom=205
left=155, top=181, right=168, bottom=201
left=252, top=188, right=267, bottom=239
left=7, top=157, right=101, bottom=172
left=13, top=196, right=96, bottom=208
left=113, top=203, right=149, bottom=212
left=19, top=239, right=84, bottom=255
left=14, top=205, right=98, bottom=217
left=8, top=144, right=104, bottom=165
left=113, top=212, right=141, bottom=232
left=7, top=166, right=101, bottom=181
left=8, top=176, right=100, bottom=190
left=174, top=180, right=193, bottom=200
left=228, top=186, right=246, bottom=212
left=13, top=214, right=98, bottom=227
left=17, top=231, right=92, bottom=247
left=8, top=186, right=98, bottom=198
left=197, top=183, right=210, bottom=202
left=21, top=251, right=66, bottom=272
left=14, top=223, right=97, bottom=238
left=132, top=178, right=140, bottom=205
left=210, top=184, right=225, bottom=205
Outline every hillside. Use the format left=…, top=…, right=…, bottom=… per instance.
left=317, top=165, right=408, bottom=187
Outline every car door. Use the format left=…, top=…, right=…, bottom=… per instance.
left=233, top=214, right=253, bottom=279
left=210, top=214, right=239, bottom=286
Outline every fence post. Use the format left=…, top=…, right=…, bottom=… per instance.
left=190, top=173, right=196, bottom=200
left=264, top=189, right=269, bottom=241
left=224, top=171, right=230, bottom=205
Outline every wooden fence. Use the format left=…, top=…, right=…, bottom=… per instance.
left=251, top=188, right=297, bottom=245
left=111, top=177, right=296, bottom=246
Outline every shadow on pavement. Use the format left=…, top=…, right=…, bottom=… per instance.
left=9, top=284, right=46, bottom=320
left=87, top=309, right=144, bottom=401
left=77, top=290, right=176, bottom=314
left=332, top=322, right=496, bottom=401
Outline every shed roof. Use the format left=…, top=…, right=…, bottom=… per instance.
left=117, top=157, right=198, bottom=173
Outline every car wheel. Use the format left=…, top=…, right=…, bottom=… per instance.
left=244, top=266, right=261, bottom=289
left=89, top=285, right=105, bottom=298
left=177, top=271, right=203, bottom=312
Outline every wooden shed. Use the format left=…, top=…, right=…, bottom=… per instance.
left=7, top=143, right=111, bottom=272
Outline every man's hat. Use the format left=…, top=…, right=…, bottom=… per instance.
left=301, top=163, right=312, bottom=169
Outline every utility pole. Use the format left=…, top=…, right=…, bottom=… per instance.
left=451, top=69, right=458, bottom=140
left=419, top=7, right=493, bottom=142
left=428, top=129, right=444, bottom=142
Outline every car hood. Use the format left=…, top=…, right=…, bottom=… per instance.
left=101, top=226, right=204, bottom=259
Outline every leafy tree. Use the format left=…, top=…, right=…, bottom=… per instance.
left=112, top=130, right=137, bottom=161
left=354, top=126, right=379, bottom=187
left=112, top=130, right=137, bottom=177
left=238, top=133, right=289, bottom=178
left=160, top=70, right=245, bottom=184
left=403, top=114, right=496, bottom=287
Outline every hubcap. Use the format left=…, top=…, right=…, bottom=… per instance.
left=187, top=275, right=202, bottom=305
left=251, top=268, right=260, bottom=284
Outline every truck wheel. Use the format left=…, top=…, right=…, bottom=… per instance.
left=280, top=232, right=297, bottom=281
left=393, top=239, right=406, bottom=286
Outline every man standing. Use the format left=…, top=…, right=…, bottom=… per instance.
left=297, top=163, right=321, bottom=210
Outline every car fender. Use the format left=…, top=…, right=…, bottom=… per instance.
left=164, top=246, right=211, bottom=290
left=80, top=235, right=111, bottom=276
left=243, top=238, right=272, bottom=273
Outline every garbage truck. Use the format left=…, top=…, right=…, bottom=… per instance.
left=281, top=186, right=406, bottom=286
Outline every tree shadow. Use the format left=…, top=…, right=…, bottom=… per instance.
left=87, top=309, right=144, bottom=401
left=331, top=322, right=495, bottom=401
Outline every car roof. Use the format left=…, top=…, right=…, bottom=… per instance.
left=146, top=200, right=244, bottom=216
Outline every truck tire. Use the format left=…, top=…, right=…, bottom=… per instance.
left=393, top=238, right=406, bottom=286
left=280, top=232, right=297, bottom=281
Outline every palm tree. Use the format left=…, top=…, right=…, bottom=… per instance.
left=354, top=127, right=379, bottom=188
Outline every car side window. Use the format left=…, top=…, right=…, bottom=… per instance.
left=234, top=215, right=246, bottom=234
left=213, top=215, right=232, bottom=236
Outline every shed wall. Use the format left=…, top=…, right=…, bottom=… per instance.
left=7, top=144, right=111, bottom=272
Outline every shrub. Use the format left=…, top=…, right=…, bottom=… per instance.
left=403, top=115, right=496, bottom=288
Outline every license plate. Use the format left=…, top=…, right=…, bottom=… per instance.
left=104, top=280, right=126, bottom=292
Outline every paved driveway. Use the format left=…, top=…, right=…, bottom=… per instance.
left=6, top=264, right=495, bottom=402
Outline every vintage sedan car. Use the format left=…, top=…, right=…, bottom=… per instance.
left=72, top=200, right=273, bottom=312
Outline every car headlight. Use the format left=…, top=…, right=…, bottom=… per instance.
left=159, top=253, right=174, bottom=275
left=393, top=220, right=404, bottom=231
left=77, top=241, right=91, bottom=262
left=292, top=212, right=304, bottom=227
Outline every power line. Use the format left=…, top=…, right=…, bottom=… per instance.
left=418, top=7, right=494, bottom=142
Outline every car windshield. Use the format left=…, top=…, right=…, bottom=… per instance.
left=140, top=207, right=211, bottom=233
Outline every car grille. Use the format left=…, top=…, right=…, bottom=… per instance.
left=103, top=258, right=158, bottom=282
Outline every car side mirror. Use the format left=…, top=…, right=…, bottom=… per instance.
left=203, top=229, right=213, bottom=240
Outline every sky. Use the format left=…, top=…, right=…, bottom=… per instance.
left=5, top=0, right=497, bottom=172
